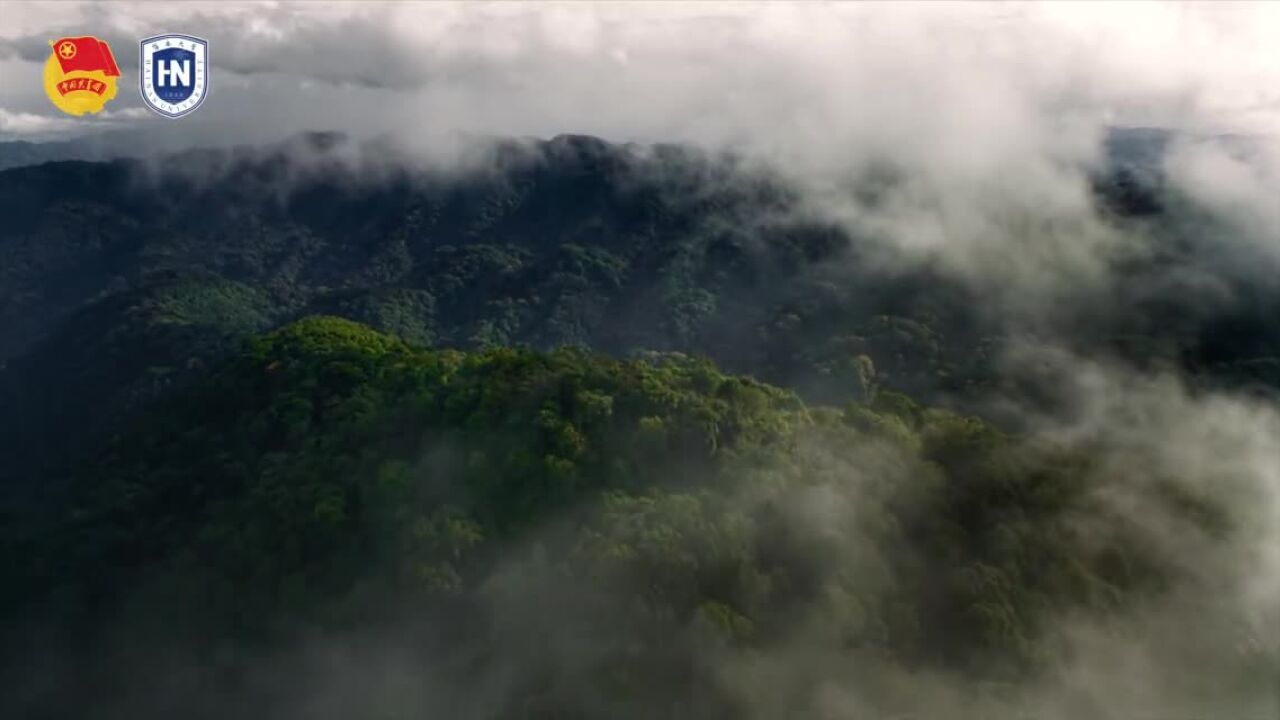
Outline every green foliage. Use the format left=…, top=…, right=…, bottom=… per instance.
left=5, top=319, right=1213, bottom=708
left=8, top=135, right=1272, bottom=508
left=0, top=136, right=996, bottom=460
left=0, top=272, right=276, bottom=486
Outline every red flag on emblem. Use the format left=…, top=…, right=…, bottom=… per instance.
left=51, top=37, right=121, bottom=77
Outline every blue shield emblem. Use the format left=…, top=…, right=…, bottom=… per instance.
left=140, top=34, right=208, bottom=118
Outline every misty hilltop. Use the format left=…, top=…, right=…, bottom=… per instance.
left=7, top=314, right=1255, bottom=719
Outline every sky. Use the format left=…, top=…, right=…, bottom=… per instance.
left=2, top=1, right=1279, bottom=151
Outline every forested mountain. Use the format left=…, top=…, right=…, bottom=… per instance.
left=1, top=133, right=1277, bottom=718
left=0, top=133, right=976, bottom=488
left=3, top=317, right=1242, bottom=719
left=4, top=131, right=1278, bottom=486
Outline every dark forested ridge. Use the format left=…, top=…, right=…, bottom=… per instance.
left=0, top=132, right=1277, bottom=717
left=0, top=132, right=976, bottom=486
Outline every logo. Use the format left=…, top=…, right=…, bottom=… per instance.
left=43, top=36, right=121, bottom=116
left=140, top=34, right=208, bottom=118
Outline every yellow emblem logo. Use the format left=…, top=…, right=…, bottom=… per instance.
left=43, top=36, right=122, bottom=116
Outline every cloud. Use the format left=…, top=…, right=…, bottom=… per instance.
left=1164, top=135, right=1280, bottom=270
left=0, top=35, right=53, bottom=64
left=0, top=105, right=153, bottom=139
left=3, top=2, right=1278, bottom=140
left=0, top=107, right=78, bottom=135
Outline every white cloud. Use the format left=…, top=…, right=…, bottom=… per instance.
left=2, top=2, right=1278, bottom=141
left=0, top=105, right=155, bottom=140
left=0, top=107, right=79, bottom=136
left=1165, top=135, right=1280, bottom=260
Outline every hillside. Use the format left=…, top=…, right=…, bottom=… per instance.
left=0, top=133, right=976, bottom=489
left=5, top=132, right=1280, bottom=495
left=3, top=317, right=1223, bottom=719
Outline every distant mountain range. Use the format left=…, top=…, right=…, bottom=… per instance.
left=3, top=124, right=1251, bottom=172
left=0, top=130, right=158, bottom=171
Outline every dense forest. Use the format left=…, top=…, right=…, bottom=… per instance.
left=1, top=132, right=1277, bottom=718
left=4, top=131, right=1279, bottom=484
left=3, top=316, right=1248, bottom=718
